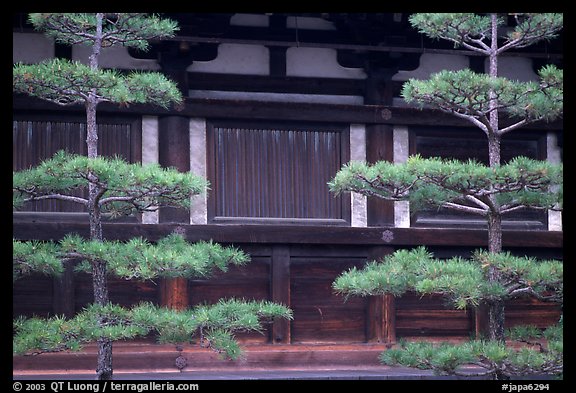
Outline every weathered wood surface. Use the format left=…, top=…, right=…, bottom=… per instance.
left=12, top=221, right=563, bottom=249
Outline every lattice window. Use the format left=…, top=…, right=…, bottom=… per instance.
left=207, top=121, right=350, bottom=225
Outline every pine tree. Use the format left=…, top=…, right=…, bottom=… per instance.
left=329, top=13, right=562, bottom=379
left=13, top=13, right=292, bottom=380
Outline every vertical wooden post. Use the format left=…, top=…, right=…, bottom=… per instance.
left=52, top=260, right=75, bottom=318
left=158, top=115, right=191, bottom=224
left=157, top=115, right=190, bottom=309
left=474, top=304, right=490, bottom=339
left=366, top=246, right=396, bottom=344
left=367, top=295, right=396, bottom=344
left=159, top=278, right=189, bottom=311
left=271, top=245, right=291, bottom=344
left=365, top=62, right=397, bottom=226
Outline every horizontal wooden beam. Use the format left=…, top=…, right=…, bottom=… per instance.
left=12, top=222, right=563, bottom=249
left=167, top=35, right=563, bottom=60
left=13, top=95, right=561, bottom=131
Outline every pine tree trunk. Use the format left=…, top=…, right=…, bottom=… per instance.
left=484, top=13, right=505, bottom=344
left=87, top=13, right=113, bottom=381
left=86, top=99, right=113, bottom=380
left=487, top=211, right=505, bottom=342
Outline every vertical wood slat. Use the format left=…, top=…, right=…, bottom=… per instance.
left=210, top=122, right=348, bottom=221
left=271, top=245, right=291, bottom=344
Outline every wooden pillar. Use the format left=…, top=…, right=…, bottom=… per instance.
left=271, top=245, right=291, bottom=344
left=159, top=278, right=189, bottom=311
left=157, top=115, right=190, bottom=309
left=52, top=260, right=75, bottom=318
left=365, top=63, right=396, bottom=226
left=158, top=115, right=190, bottom=224
left=366, top=246, right=396, bottom=344
left=474, top=304, right=490, bottom=339
left=367, top=295, right=396, bottom=344
left=156, top=43, right=198, bottom=310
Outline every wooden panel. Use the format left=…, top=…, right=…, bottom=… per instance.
left=504, top=298, right=562, bottom=329
left=13, top=274, right=54, bottom=318
left=74, top=273, right=158, bottom=312
left=290, top=257, right=369, bottom=344
left=188, top=257, right=272, bottom=344
left=208, top=121, right=350, bottom=223
left=396, top=292, right=472, bottom=337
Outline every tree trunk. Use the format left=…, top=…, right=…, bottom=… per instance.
left=87, top=13, right=113, bottom=381
left=486, top=210, right=505, bottom=342
left=483, top=13, right=506, bottom=343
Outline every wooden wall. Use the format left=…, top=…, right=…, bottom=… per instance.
left=13, top=237, right=562, bottom=345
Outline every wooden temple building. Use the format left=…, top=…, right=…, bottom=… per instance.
left=12, top=13, right=563, bottom=375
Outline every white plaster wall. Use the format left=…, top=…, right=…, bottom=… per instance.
left=487, top=56, right=539, bottom=82
left=230, top=13, right=269, bottom=27
left=286, top=16, right=336, bottom=30
left=72, top=45, right=160, bottom=70
left=392, top=53, right=469, bottom=107
left=13, top=33, right=54, bottom=63
left=392, top=53, right=469, bottom=81
left=141, top=116, right=159, bottom=224
left=547, top=132, right=562, bottom=231
left=286, top=47, right=367, bottom=79
left=350, top=124, right=367, bottom=227
left=188, top=90, right=363, bottom=105
left=189, top=118, right=208, bottom=225
left=187, top=44, right=269, bottom=75
left=393, top=126, right=411, bottom=228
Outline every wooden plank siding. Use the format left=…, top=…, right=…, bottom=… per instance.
left=12, top=241, right=562, bottom=344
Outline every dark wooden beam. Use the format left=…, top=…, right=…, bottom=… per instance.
left=13, top=95, right=562, bottom=131
left=12, top=222, right=563, bottom=249
left=166, top=35, right=563, bottom=60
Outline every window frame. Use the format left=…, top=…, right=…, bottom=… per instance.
left=206, top=119, right=351, bottom=226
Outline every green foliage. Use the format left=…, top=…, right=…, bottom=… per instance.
left=28, top=13, right=179, bottom=51
left=328, top=160, right=416, bottom=200
left=403, top=13, right=563, bottom=131
left=408, top=13, right=563, bottom=51
left=408, top=13, right=494, bottom=46
left=13, top=234, right=248, bottom=282
left=380, top=322, right=563, bottom=378
left=13, top=240, right=63, bottom=282
left=333, top=247, right=431, bottom=298
left=329, top=156, right=562, bottom=216
left=14, top=300, right=293, bottom=360
left=13, top=59, right=182, bottom=108
left=15, top=14, right=183, bottom=109
left=402, top=68, right=563, bottom=125
left=13, top=151, right=207, bottom=215
left=333, top=247, right=563, bottom=308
